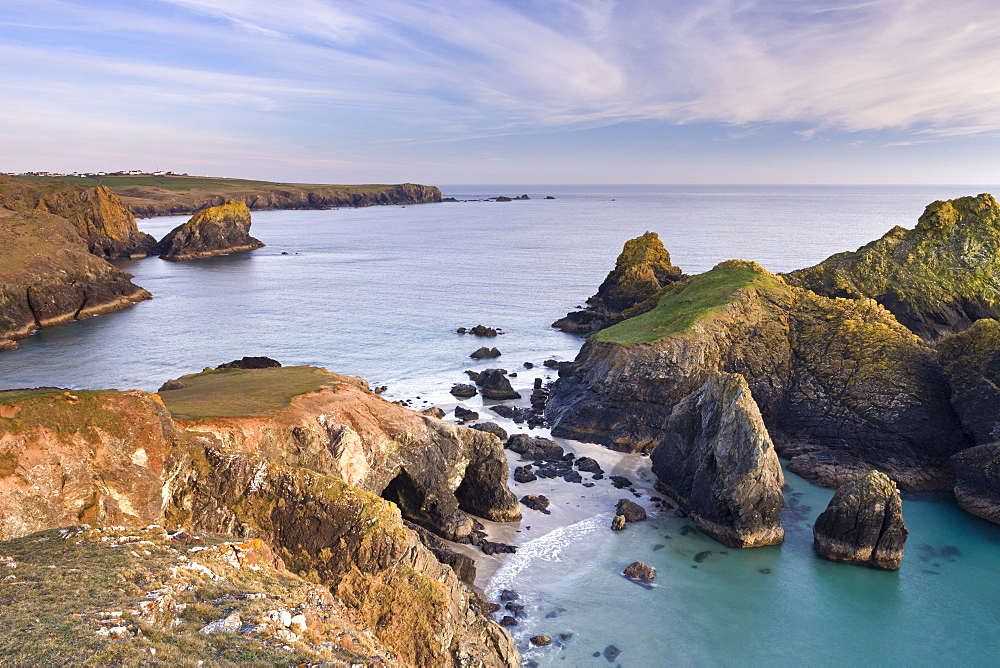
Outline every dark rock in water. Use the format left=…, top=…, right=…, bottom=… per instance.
left=216, top=356, right=281, bottom=370
left=759, top=568, right=772, bottom=574
left=583, top=481, right=595, bottom=488
left=530, top=635, right=551, bottom=646
left=450, top=383, right=478, bottom=398
left=158, top=378, right=185, bottom=391
left=466, top=370, right=483, bottom=383
left=939, top=319, right=1000, bottom=445
left=679, top=525, right=697, bottom=535
left=524, top=362, right=534, bottom=369
left=454, top=405, right=479, bottom=421
left=499, top=616, right=517, bottom=627
left=520, top=494, right=551, bottom=514
left=504, top=602, right=524, bottom=612
left=616, top=499, right=647, bottom=523
left=611, top=514, right=627, bottom=531
left=652, top=544, right=664, bottom=551
left=155, top=200, right=264, bottom=260
left=470, top=421, right=508, bottom=441
left=593, top=473, right=604, bottom=481
left=499, top=589, right=519, bottom=601
left=952, top=444, right=1000, bottom=525
left=563, top=470, right=583, bottom=484
left=480, top=541, right=517, bottom=555
left=513, top=466, right=537, bottom=484
left=506, top=434, right=564, bottom=460
left=545, top=195, right=556, bottom=199
left=543, top=359, right=559, bottom=368
left=604, top=644, right=622, bottom=661
left=456, top=327, right=467, bottom=334
left=610, top=475, right=633, bottom=489
left=552, top=231, right=683, bottom=334
left=421, top=406, right=446, bottom=419
left=469, top=325, right=500, bottom=337
left=478, top=368, right=522, bottom=400
left=650, top=372, right=785, bottom=548
left=783, top=194, right=1000, bottom=341
left=575, top=456, right=603, bottom=474
left=490, top=405, right=521, bottom=419
left=470, top=346, right=501, bottom=359
left=495, top=196, right=512, bottom=202
left=693, top=551, right=711, bottom=563
left=623, top=561, right=656, bottom=583
left=813, top=470, right=908, bottom=569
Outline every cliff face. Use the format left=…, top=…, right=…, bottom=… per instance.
left=784, top=194, right=1000, bottom=341
left=122, top=182, right=443, bottom=217
left=547, top=260, right=967, bottom=490
left=952, top=444, right=1000, bottom=525
left=0, top=175, right=156, bottom=258
left=154, top=200, right=264, bottom=260
left=939, top=319, right=1000, bottom=445
left=0, top=209, right=151, bottom=350
left=553, top=231, right=684, bottom=333
left=0, top=371, right=520, bottom=666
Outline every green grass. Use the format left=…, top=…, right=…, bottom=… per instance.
left=0, top=387, right=65, bottom=404
left=159, top=366, right=334, bottom=421
left=596, top=260, right=789, bottom=345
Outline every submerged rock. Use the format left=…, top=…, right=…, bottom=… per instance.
left=154, top=200, right=264, bottom=260
left=552, top=232, right=683, bottom=334
left=470, top=347, right=501, bottom=359
left=651, top=372, right=785, bottom=548
left=784, top=194, right=1000, bottom=341
left=952, top=444, right=1000, bottom=525
left=813, top=470, right=908, bottom=569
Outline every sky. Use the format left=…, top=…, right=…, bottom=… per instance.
left=2, top=0, right=1000, bottom=184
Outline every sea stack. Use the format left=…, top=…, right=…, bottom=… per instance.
left=650, top=372, right=785, bottom=548
left=813, top=470, right=908, bottom=569
left=155, top=199, right=264, bottom=260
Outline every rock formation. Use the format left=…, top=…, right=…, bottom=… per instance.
left=478, top=368, right=522, bottom=400
left=547, top=259, right=968, bottom=489
left=552, top=231, right=683, bottom=333
left=0, top=370, right=520, bottom=666
left=784, top=194, right=1000, bottom=341
left=154, top=200, right=264, bottom=260
left=939, top=319, right=1000, bottom=445
left=813, top=470, right=908, bottom=569
left=951, top=444, right=1000, bottom=525
left=650, top=372, right=785, bottom=548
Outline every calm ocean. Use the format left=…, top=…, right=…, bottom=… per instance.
left=2, top=184, right=999, bottom=665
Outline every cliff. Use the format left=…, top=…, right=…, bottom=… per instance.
left=0, top=175, right=156, bottom=258
left=784, top=194, right=1000, bottom=341
left=546, top=260, right=968, bottom=490
left=938, top=319, right=1000, bottom=445
left=0, top=370, right=520, bottom=666
left=552, top=231, right=684, bottom=333
left=154, top=200, right=264, bottom=260
left=0, top=208, right=151, bottom=350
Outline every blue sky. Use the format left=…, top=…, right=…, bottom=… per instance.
left=2, top=0, right=1000, bottom=184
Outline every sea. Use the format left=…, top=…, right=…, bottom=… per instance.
left=2, top=184, right=999, bottom=666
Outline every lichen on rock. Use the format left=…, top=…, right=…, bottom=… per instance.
left=154, top=199, right=264, bottom=260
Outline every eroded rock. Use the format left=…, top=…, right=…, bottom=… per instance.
left=154, top=200, right=264, bottom=260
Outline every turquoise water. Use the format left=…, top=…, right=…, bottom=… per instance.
left=2, top=184, right=999, bottom=665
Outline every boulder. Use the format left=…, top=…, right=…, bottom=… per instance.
left=622, top=561, right=655, bottom=582
left=529, top=636, right=551, bottom=646
left=154, top=200, right=264, bottom=260
left=470, top=422, right=508, bottom=441
left=813, top=470, right=908, bottom=569
left=650, top=372, right=785, bottom=548
left=552, top=232, right=683, bottom=333
left=513, top=466, right=537, bottom=483
left=505, top=435, right=563, bottom=460
left=470, top=347, right=501, bottom=359
left=479, top=369, right=521, bottom=400
left=454, top=405, right=479, bottom=421
left=451, top=384, right=478, bottom=398
left=615, top=499, right=647, bottom=523
left=952, top=444, right=1000, bottom=524
left=520, top=495, right=551, bottom=514
left=784, top=194, right=1000, bottom=341
left=421, top=407, right=446, bottom=419
left=611, top=514, right=627, bottom=531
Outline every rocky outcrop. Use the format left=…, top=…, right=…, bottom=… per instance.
left=119, top=182, right=443, bottom=217
left=939, top=319, right=1000, bottom=445
left=552, top=232, right=683, bottom=333
left=0, top=175, right=155, bottom=258
left=548, top=260, right=968, bottom=489
left=650, top=372, right=785, bottom=548
left=951, top=444, right=1000, bottom=525
left=478, top=369, right=521, bottom=400
left=154, top=200, right=264, bottom=260
left=0, top=209, right=151, bottom=350
left=813, top=470, right=908, bottom=569
left=784, top=194, right=1000, bottom=341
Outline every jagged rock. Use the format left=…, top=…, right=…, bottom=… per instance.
left=216, top=356, right=281, bottom=370
left=520, top=495, right=551, bottom=514
left=404, top=520, right=477, bottom=586
left=650, top=372, right=785, bottom=548
left=451, top=384, right=478, bottom=398
left=939, top=319, right=1000, bottom=444
left=470, top=422, right=508, bottom=441
left=552, top=232, right=683, bottom=333
left=505, top=435, right=563, bottom=460
left=574, top=457, right=603, bottom=474
left=611, top=514, right=627, bottom=530
left=471, top=347, right=502, bottom=359
left=454, top=405, right=479, bottom=421
left=530, top=635, right=551, bottom=646
left=154, top=200, right=264, bottom=260
left=547, top=260, right=968, bottom=488
left=478, top=369, right=521, bottom=400
left=609, top=475, right=632, bottom=489
left=813, top=470, right=907, bottom=569
left=952, top=444, right=1000, bottom=524
left=513, top=466, right=537, bottom=483
left=784, top=194, right=1000, bottom=341
left=622, top=561, right=655, bottom=582
left=615, top=499, right=647, bottom=523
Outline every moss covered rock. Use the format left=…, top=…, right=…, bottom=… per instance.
left=784, top=194, right=1000, bottom=340
left=552, top=231, right=683, bottom=333
left=154, top=200, right=264, bottom=260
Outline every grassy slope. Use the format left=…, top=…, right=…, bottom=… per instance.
left=595, top=260, right=791, bottom=345
left=158, top=366, right=334, bottom=421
